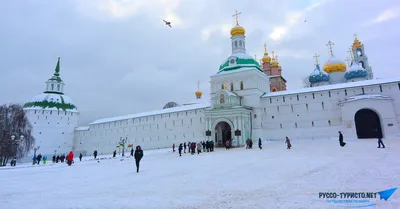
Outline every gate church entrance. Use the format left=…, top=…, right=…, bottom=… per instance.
left=355, top=109, right=383, bottom=139
left=215, top=121, right=232, bottom=147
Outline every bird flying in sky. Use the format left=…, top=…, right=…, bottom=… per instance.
left=163, top=20, right=172, bottom=28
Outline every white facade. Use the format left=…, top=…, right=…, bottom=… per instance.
left=71, top=22, right=400, bottom=155
left=73, top=103, right=208, bottom=155
left=24, top=58, right=79, bottom=158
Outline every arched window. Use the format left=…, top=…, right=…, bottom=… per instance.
left=220, top=94, right=225, bottom=104
left=234, top=41, right=238, bottom=48
left=57, top=84, right=60, bottom=91
left=51, top=84, right=54, bottom=90
left=230, top=82, right=234, bottom=91
left=356, top=49, right=363, bottom=56
left=239, top=40, right=242, bottom=47
left=240, top=81, right=244, bottom=90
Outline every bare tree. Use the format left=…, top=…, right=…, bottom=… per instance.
left=0, top=104, right=35, bottom=166
left=303, top=76, right=312, bottom=88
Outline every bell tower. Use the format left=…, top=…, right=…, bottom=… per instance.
left=352, top=34, right=373, bottom=79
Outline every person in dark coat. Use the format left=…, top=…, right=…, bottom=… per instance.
left=52, top=155, right=56, bottom=163
left=130, top=148, right=134, bottom=156
left=191, top=142, right=196, bottom=155
left=258, top=138, right=262, bottom=150
left=56, top=155, right=60, bottom=163
left=338, top=131, right=346, bottom=147
left=183, top=142, right=187, bottom=153
left=285, top=136, right=292, bottom=149
left=210, top=141, right=214, bottom=152
left=134, top=146, right=144, bottom=173
left=36, top=154, right=42, bottom=165
left=188, top=142, right=191, bottom=153
left=79, top=153, right=83, bottom=161
left=172, top=144, right=175, bottom=153
left=93, top=150, right=98, bottom=159
left=377, top=137, right=385, bottom=148
left=113, top=150, right=117, bottom=158
left=202, top=141, right=206, bottom=152
left=178, top=143, right=183, bottom=156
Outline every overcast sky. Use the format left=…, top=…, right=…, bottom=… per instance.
left=1, top=0, right=399, bottom=126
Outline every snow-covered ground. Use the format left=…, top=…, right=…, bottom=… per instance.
left=1, top=139, right=400, bottom=209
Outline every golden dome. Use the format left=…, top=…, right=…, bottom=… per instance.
left=230, top=25, right=245, bottom=36
left=352, top=35, right=364, bottom=50
left=195, top=91, right=202, bottom=99
left=262, top=43, right=271, bottom=63
left=262, top=53, right=271, bottom=63
left=270, top=53, right=279, bottom=67
left=323, top=56, right=347, bottom=73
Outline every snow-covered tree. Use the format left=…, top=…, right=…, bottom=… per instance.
left=303, top=76, right=312, bottom=88
left=0, top=104, right=35, bottom=166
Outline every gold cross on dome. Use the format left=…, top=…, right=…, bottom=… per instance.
left=275, top=55, right=279, bottom=62
left=264, top=43, right=267, bottom=53
left=232, top=10, right=241, bottom=25
left=313, top=53, right=320, bottom=65
left=197, top=81, right=200, bottom=91
left=354, top=33, right=358, bottom=40
left=271, top=51, right=275, bottom=59
left=326, top=40, right=334, bottom=56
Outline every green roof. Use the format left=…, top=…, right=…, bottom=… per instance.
left=24, top=95, right=76, bottom=111
left=218, top=56, right=263, bottom=73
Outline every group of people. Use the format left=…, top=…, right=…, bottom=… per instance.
left=33, top=154, right=47, bottom=165
left=173, top=141, right=215, bottom=156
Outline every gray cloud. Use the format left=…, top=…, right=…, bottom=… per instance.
left=1, top=0, right=399, bottom=126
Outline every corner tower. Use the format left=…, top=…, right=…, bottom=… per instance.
left=23, top=58, right=79, bottom=158
left=352, top=34, right=373, bottom=80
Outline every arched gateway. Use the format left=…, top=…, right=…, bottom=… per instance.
left=354, top=109, right=383, bottom=139
left=214, top=121, right=232, bottom=147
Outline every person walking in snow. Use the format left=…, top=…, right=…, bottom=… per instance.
left=377, top=137, right=385, bottom=148
left=338, top=131, right=346, bottom=147
left=172, top=144, right=175, bottom=153
left=52, top=155, right=56, bottom=163
left=93, top=150, right=98, bottom=159
left=197, top=142, right=202, bottom=154
left=285, top=136, right=292, bottom=149
left=202, top=141, right=206, bottom=152
left=183, top=142, right=187, bottom=153
left=178, top=143, right=183, bottom=156
left=66, top=151, right=74, bottom=166
left=134, top=146, right=144, bottom=173
left=56, top=155, right=60, bottom=163
left=43, top=156, right=47, bottom=164
left=113, top=150, right=117, bottom=158
left=258, top=138, right=262, bottom=150
left=191, top=142, right=196, bottom=155
left=79, top=153, right=83, bottom=161
left=225, top=140, right=230, bottom=150
left=36, top=154, right=42, bottom=165
left=130, top=148, right=134, bottom=156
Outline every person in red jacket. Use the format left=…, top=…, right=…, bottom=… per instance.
left=67, top=151, right=74, bottom=166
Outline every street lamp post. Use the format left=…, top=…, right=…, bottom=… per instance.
left=120, top=137, right=128, bottom=157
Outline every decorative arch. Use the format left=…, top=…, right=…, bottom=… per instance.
left=211, top=117, right=235, bottom=132
left=359, top=61, right=365, bottom=69
left=219, top=94, right=225, bottom=104
left=354, top=108, right=383, bottom=138
left=356, top=48, right=363, bottom=56
left=51, top=84, right=54, bottom=90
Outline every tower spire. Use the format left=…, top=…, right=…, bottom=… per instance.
left=313, top=53, right=320, bottom=66
left=264, top=43, right=267, bottom=53
left=232, top=10, right=241, bottom=26
left=326, top=41, right=335, bottom=56
left=54, top=57, right=60, bottom=76
left=195, top=81, right=202, bottom=99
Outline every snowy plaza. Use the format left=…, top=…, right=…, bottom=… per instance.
left=1, top=139, right=400, bottom=209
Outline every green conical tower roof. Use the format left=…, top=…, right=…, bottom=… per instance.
left=54, top=57, right=60, bottom=76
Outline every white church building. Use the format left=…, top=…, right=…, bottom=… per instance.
left=25, top=16, right=400, bottom=157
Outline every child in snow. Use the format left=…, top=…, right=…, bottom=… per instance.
left=285, top=137, right=292, bottom=149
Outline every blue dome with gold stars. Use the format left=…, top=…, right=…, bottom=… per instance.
left=344, top=61, right=367, bottom=80
left=309, top=64, right=330, bottom=84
